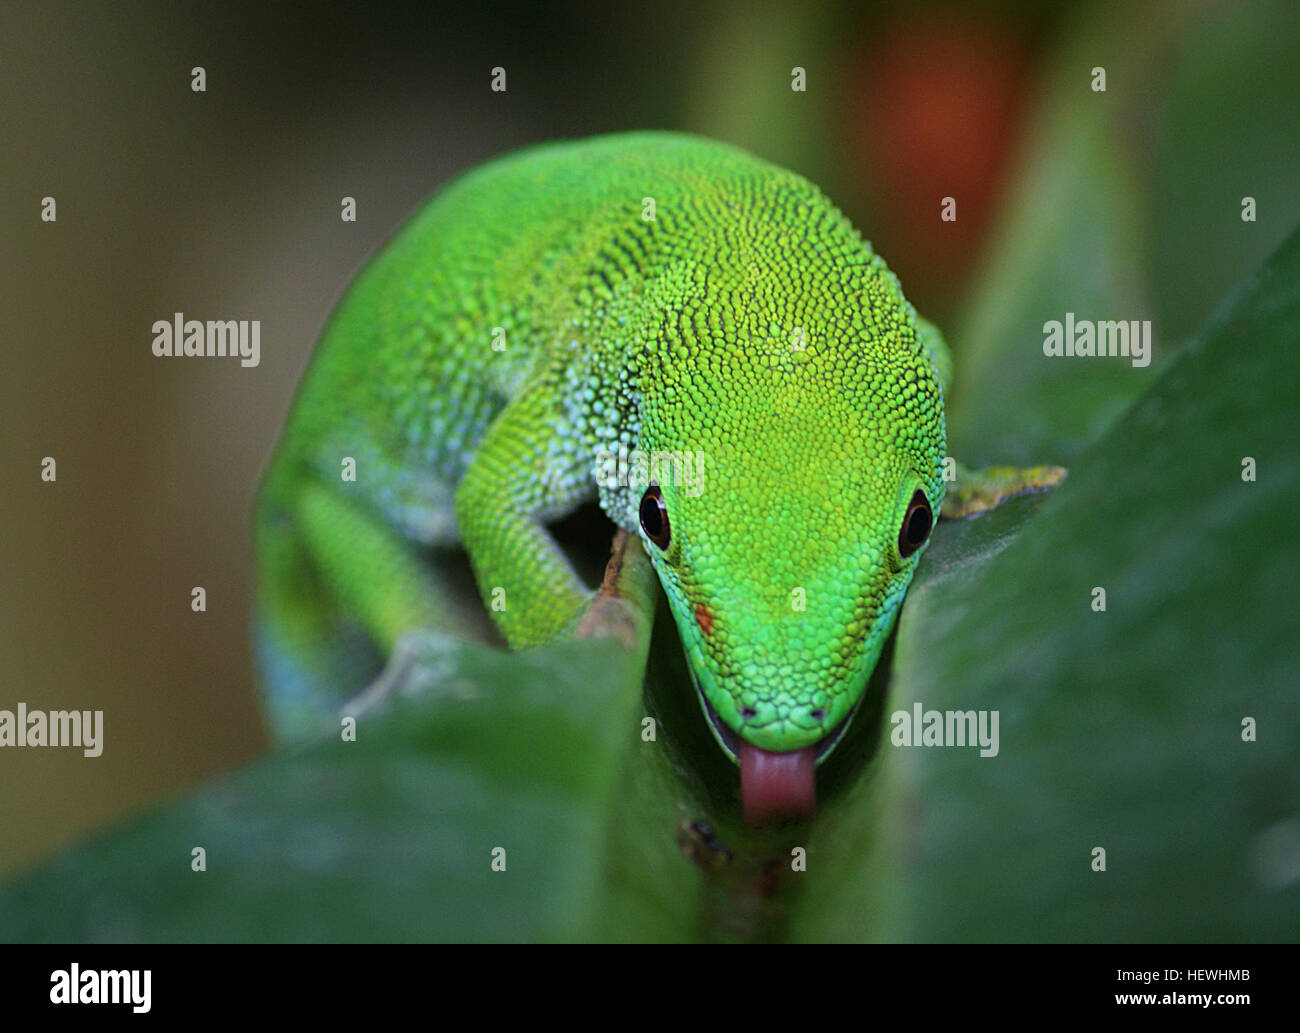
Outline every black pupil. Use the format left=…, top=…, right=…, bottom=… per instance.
left=906, top=503, right=931, bottom=544
left=640, top=494, right=662, bottom=535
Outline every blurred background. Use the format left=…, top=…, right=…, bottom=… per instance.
left=2, top=0, right=1298, bottom=880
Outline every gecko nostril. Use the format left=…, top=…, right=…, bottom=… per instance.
left=741, top=706, right=757, bottom=719
left=811, top=708, right=826, bottom=721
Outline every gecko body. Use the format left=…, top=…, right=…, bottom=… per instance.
left=255, top=132, right=1062, bottom=820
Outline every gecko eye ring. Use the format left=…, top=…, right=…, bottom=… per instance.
left=898, top=490, right=932, bottom=558
left=639, top=485, right=671, bottom=549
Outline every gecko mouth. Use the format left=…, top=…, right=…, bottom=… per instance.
left=689, top=667, right=858, bottom=766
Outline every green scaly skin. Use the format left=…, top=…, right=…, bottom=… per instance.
left=254, top=131, right=1064, bottom=757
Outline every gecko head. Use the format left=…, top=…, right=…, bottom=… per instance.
left=633, top=324, right=946, bottom=821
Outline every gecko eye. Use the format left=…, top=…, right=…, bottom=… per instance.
left=898, top=489, right=932, bottom=558
left=639, top=485, right=671, bottom=550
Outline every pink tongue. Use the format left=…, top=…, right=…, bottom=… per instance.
left=739, top=743, right=817, bottom=824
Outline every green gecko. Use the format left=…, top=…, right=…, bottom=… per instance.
left=254, top=131, right=1064, bottom=822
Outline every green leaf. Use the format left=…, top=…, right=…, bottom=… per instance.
left=0, top=634, right=680, bottom=942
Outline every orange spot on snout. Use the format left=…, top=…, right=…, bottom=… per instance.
left=694, top=603, right=715, bottom=636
